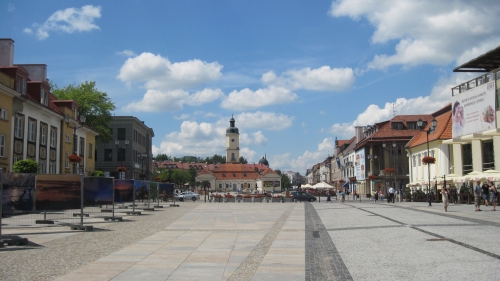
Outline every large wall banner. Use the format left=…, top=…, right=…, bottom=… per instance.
left=452, top=81, right=496, bottom=138
left=355, top=148, right=366, bottom=181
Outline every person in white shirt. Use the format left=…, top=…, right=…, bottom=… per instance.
left=388, top=187, right=395, bottom=203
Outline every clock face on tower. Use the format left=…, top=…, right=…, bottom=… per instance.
left=231, top=139, right=235, bottom=142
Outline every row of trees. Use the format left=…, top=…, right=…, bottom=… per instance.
left=154, top=154, right=248, bottom=164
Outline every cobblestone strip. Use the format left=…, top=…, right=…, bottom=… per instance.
left=347, top=204, right=500, bottom=261
left=0, top=204, right=199, bottom=281
left=227, top=204, right=294, bottom=281
left=305, top=203, right=353, bottom=281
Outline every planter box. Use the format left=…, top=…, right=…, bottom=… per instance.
left=226, top=198, right=235, bottom=203
left=243, top=198, right=252, bottom=203
left=236, top=198, right=242, bottom=203
left=284, top=198, right=293, bottom=203
left=271, top=197, right=282, bottom=203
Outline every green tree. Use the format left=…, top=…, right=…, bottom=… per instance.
left=12, top=159, right=38, bottom=173
left=171, top=169, right=191, bottom=191
left=154, top=153, right=170, bottom=162
left=52, top=81, right=115, bottom=143
left=91, top=170, right=105, bottom=176
left=281, top=173, right=291, bottom=190
left=239, top=156, right=248, bottom=164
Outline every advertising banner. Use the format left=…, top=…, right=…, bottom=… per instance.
left=264, top=181, right=273, bottom=187
left=114, top=179, right=134, bottom=203
left=36, top=174, right=81, bottom=210
left=355, top=148, right=366, bottom=181
left=452, top=81, right=496, bottom=138
left=83, top=177, right=114, bottom=206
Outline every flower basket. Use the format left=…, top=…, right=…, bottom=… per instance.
left=243, top=195, right=252, bottom=198
left=68, top=153, right=82, bottom=163
left=422, top=156, right=436, bottom=165
left=384, top=168, right=396, bottom=175
left=349, top=177, right=356, bottom=183
left=254, top=194, right=263, bottom=198
left=153, top=176, right=161, bottom=182
left=367, top=175, right=377, bottom=180
left=116, top=166, right=127, bottom=172
left=225, top=194, right=235, bottom=198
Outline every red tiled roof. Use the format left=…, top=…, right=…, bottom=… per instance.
left=406, top=104, right=452, bottom=148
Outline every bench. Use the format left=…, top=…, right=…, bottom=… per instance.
left=69, top=225, right=93, bottom=231
left=73, top=213, right=90, bottom=217
left=103, top=216, right=123, bottom=221
left=35, top=220, right=54, bottom=224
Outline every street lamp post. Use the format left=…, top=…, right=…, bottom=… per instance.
left=64, top=114, right=86, bottom=174
left=115, top=140, right=129, bottom=179
left=417, top=117, right=438, bottom=207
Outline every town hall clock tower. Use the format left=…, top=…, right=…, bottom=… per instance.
left=226, top=116, right=240, bottom=163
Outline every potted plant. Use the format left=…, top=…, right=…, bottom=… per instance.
left=243, top=194, right=252, bottom=203
left=272, top=195, right=282, bottom=203
left=225, top=194, right=235, bottom=203
left=68, top=153, right=82, bottom=163
left=384, top=167, right=396, bottom=175
left=116, top=166, right=127, bottom=172
left=367, top=175, right=377, bottom=180
left=422, top=156, right=436, bottom=165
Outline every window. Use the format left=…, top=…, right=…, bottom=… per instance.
left=0, top=134, right=5, bottom=157
left=14, top=115, right=23, bottom=138
left=65, top=152, right=69, bottom=168
left=407, top=122, right=418, bottom=130
left=117, top=128, right=126, bottom=140
left=482, top=140, right=494, bottom=170
left=79, top=137, right=85, bottom=156
left=418, top=154, right=421, bottom=166
left=40, top=124, right=47, bottom=145
left=28, top=119, right=36, bottom=142
left=391, top=122, right=403, bottom=130
left=88, top=143, right=93, bottom=158
left=16, top=76, right=26, bottom=94
left=49, top=162, right=56, bottom=174
left=66, top=134, right=71, bottom=143
left=462, top=143, right=472, bottom=175
left=40, top=89, right=48, bottom=106
left=430, top=149, right=435, bottom=158
left=50, top=128, right=57, bottom=147
left=412, top=155, right=416, bottom=167
left=104, top=149, right=112, bottom=161
left=0, top=108, right=7, bottom=120
left=39, top=161, right=46, bottom=174
left=13, top=156, right=22, bottom=164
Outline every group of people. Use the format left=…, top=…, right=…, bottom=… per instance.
left=472, top=180, right=498, bottom=212
left=371, top=188, right=404, bottom=203
left=441, top=180, right=498, bottom=212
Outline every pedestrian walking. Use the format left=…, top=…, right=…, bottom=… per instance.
left=441, top=187, right=449, bottom=212
left=474, top=180, right=482, bottom=211
left=489, top=182, right=497, bottom=211
left=339, top=191, right=345, bottom=203
left=482, top=182, right=490, bottom=206
left=388, top=187, right=395, bottom=203
left=326, top=191, right=332, bottom=203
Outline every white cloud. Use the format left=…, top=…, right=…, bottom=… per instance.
left=174, top=114, right=190, bottom=120
left=116, top=50, right=137, bottom=57
left=288, top=138, right=335, bottom=172
left=123, top=88, right=223, bottom=112
left=8, top=3, right=15, bottom=12
left=235, top=112, right=293, bottom=131
left=329, top=73, right=472, bottom=138
left=117, top=52, right=222, bottom=90
left=24, top=5, right=101, bottom=40
left=330, top=0, right=500, bottom=69
left=262, top=66, right=355, bottom=91
left=221, top=86, right=298, bottom=110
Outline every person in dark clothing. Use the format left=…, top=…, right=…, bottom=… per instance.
left=482, top=183, right=490, bottom=206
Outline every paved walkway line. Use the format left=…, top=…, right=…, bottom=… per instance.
left=305, top=203, right=353, bottom=281
left=227, top=204, right=294, bottom=281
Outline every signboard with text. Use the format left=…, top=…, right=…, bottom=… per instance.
left=355, top=148, right=366, bottom=181
left=452, top=81, right=496, bottom=138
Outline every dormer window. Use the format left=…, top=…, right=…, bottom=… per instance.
left=41, top=90, right=48, bottom=106
left=233, top=174, right=236, bottom=177
left=16, top=76, right=26, bottom=95
left=222, top=174, right=226, bottom=177
left=391, top=122, right=403, bottom=130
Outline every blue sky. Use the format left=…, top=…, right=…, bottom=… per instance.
left=2, top=1, right=500, bottom=174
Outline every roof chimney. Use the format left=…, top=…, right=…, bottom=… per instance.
left=0, top=38, right=15, bottom=66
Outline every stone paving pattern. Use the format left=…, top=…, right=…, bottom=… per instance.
left=1, top=200, right=500, bottom=280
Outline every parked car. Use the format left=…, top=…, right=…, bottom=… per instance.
left=175, top=191, right=200, bottom=201
left=290, top=191, right=316, bottom=202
